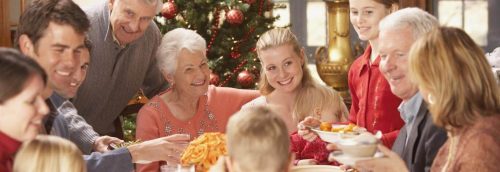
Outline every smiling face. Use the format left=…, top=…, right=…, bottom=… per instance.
left=259, top=44, right=305, bottom=94
left=167, top=49, right=210, bottom=98
left=0, top=76, right=49, bottom=141
left=349, top=0, right=391, bottom=41
left=108, top=0, right=157, bottom=45
left=22, top=22, right=86, bottom=99
left=62, top=48, right=89, bottom=99
left=379, top=26, right=418, bottom=100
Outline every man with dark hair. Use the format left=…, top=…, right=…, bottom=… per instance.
left=16, top=0, right=189, bottom=171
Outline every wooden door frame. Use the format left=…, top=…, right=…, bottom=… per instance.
left=0, top=0, right=11, bottom=47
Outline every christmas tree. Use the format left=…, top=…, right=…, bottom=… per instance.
left=156, top=0, right=279, bottom=88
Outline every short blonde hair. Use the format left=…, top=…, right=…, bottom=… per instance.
left=409, top=27, right=500, bottom=129
left=226, top=106, right=290, bottom=172
left=293, top=84, right=348, bottom=123
left=256, top=28, right=315, bottom=95
left=13, top=135, right=85, bottom=172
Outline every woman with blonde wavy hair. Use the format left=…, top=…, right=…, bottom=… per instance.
left=242, top=28, right=348, bottom=165
left=13, top=135, right=85, bottom=172
left=408, top=27, right=500, bottom=172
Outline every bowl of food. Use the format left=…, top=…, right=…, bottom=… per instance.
left=312, top=123, right=366, bottom=143
left=336, top=133, right=378, bottom=157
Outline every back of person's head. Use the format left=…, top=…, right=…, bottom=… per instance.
left=14, top=0, right=90, bottom=50
left=293, top=85, right=348, bottom=123
left=0, top=48, right=47, bottom=103
left=226, top=106, right=291, bottom=172
left=379, top=7, right=438, bottom=40
left=256, top=28, right=315, bottom=95
left=156, top=28, right=207, bottom=75
left=13, top=135, right=85, bottom=172
left=409, top=27, right=500, bottom=129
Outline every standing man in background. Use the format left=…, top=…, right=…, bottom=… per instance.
left=73, top=0, right=167, bottom=137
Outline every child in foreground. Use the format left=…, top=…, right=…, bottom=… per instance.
left=210, top=106, right=293, bottom=172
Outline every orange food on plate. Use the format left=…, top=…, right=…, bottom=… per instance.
left=181, top=132, right=227, bottom=172
left=331, top=123, right=358, bottom=133
left=319, top=122, right=332, bottom=131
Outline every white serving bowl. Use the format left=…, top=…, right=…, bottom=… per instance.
left=336, top=140, right=377, bottom=157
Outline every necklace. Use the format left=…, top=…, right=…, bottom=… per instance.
left=157, top=90, right=219, bottom=138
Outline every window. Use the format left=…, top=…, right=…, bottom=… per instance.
left=437, top=0, right=488, bottom=46
left=272, top=0, right=328, bottom=60
left=435, top=0, right=499, bottom=52
left=306, top=1, right=326, bottom=47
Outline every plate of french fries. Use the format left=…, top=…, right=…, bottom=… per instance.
left=181, top=132, right=227, bottom=172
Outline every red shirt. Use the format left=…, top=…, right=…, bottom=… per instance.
left=0, top=131, right=21, bottom=172
left=348, top=45, right=404, bottom=148
left=290, top=132, right=339, bottom=166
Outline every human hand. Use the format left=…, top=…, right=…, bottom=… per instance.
left=326, top=143, right=341, bottom=162
left=297, top=116, right=321, bottom=142
left=326, top=143, right=359, bottom=171
left=93, top=136, right=123, bottom=153
left=296, top=159, right=318, bottom=166
left=354, top=144, right=408, bottom=172
left=128, top=134, right=190, bottom=164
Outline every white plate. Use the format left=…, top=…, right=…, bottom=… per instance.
left=312, top=125, right=366, bottom=143
left=291, top=165, right=343, bottom=172
left=329, top=151, right=384, bottom=166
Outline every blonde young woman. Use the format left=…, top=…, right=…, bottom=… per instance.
left=243, top=28, right=309, bottom=133
left=13, top=135, right=85, bottom=172
left=242, top=28, right=348, bottom=165
left=356, top=27, right=500, bottom=172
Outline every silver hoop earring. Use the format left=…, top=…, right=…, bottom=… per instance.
left=428, top=94, right=435, bottom=105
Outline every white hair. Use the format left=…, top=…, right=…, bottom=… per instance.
left=379, top=7, right=439, bottom=40
left=156, top=28, right=207, bottom=75
left=118, top=0, right=162, bottom=13
left=143, top=0, right=162, bottom=13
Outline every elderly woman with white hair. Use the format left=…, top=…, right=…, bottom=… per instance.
left=135, top=28, right=259, bottom=172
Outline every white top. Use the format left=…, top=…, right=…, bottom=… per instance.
left=241, top=96, right=268, bottom=109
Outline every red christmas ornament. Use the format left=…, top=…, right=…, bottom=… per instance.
left=237, top=70, right=256, bottom=88
left=161, top=2, right=177, bottom=19
left=230, top=51, right=241, bottom=59
left=209, top=73, right=220, bottom=85
left=244, top=0, right=256, bottom=4
left=226, top=9, right=244, bottom=25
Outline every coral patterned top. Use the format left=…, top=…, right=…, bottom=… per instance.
left=135, top=85, right=258, bottom=172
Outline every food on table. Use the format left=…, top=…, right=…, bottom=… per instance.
left=319, top=123, right=361, bottom=134
left=320, top=122, right=332, bottom=131
left=181, top=132, right=227, bottom=172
